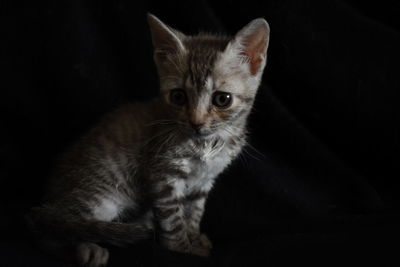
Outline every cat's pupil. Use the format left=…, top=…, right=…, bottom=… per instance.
left=212, top=92, right=232, bottom=108
left=170, top=89, right=187, bottom=106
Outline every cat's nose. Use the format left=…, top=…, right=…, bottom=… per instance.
left=190, top=121, right=205, bottom=133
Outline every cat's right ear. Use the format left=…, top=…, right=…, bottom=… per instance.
left=147, top=14, right=186, bottom=60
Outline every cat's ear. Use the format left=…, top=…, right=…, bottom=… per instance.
left=228, top=18, right=270, bottom=75
left=147, top=14, right=186, bottom=60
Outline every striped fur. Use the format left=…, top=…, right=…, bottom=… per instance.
left=28, top=14, right=270, bottom=266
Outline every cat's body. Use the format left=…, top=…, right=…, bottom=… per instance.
left=28, top=14, right=270, bottom=267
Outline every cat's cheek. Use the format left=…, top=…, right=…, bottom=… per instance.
left=162, top=100, right=187, bottom=118
left=211, top=108, right=234, bottom=121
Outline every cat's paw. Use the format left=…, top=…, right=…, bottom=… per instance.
left=191, top=234, right=213, bottom=250
left=189, top=245, right=210, bottom=257
left=161, top=237, right=210, bottom=257
left=76, top=242, right=109, bottom=267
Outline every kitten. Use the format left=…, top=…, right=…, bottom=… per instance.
left=28, top=14, right=270, bottom=267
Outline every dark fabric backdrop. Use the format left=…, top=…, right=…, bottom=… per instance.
left=1, top=0, right=399, bottom=266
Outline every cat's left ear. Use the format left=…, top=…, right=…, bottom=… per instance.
left=147, top=14, right=186, bottom=61
left=228, top=18, right=270, bottom=75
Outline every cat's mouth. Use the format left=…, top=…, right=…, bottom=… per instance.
left=194, top=131, right=210, bottom=138
left=192, top=129, right=215, bottom=140
left=178, top=124, right=214, bottom=139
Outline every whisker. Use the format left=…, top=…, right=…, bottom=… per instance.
left=145, top=119, right=176, bottom=127
left=245, top=142, right=265, bottom=159
left=238, top=152, right=249, bottom=168
left=241, top=146, right=262, bottom=162
left=141, top=127, right=175, bottom=150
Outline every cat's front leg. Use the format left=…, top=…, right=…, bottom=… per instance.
left=152, top=178, right=208, bottom=257
left=185, top=193, right=212, bottom=253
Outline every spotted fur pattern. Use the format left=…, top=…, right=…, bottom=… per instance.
left=28, top=14, right=270, bottom=266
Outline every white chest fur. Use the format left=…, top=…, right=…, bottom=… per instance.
left=173, top=141, right=240, bottom=197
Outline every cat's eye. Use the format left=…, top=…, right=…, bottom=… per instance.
left=169, top=89, right=187, bottom=106
left=212, top=92, right=232, bottom=109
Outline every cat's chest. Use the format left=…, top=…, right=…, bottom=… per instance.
left=190, top=154, right=228, bottom=179
left=176, top=145, right=236, bottom=195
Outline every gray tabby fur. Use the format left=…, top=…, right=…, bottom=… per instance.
left=27, top=14, right=270, bottom=267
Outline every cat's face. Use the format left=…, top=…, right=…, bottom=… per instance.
left=148, top=14, right=270, bottom=139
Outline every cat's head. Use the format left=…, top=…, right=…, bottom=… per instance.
left=148, top=14, right=269, bottom=139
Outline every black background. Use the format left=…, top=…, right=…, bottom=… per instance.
left=1, top=0, right=400, bottom=266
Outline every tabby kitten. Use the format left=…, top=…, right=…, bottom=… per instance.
left=28, top=14, right=270, bottom=267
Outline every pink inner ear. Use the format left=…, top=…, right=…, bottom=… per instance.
left=240, top=30, right=268, bottom=75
